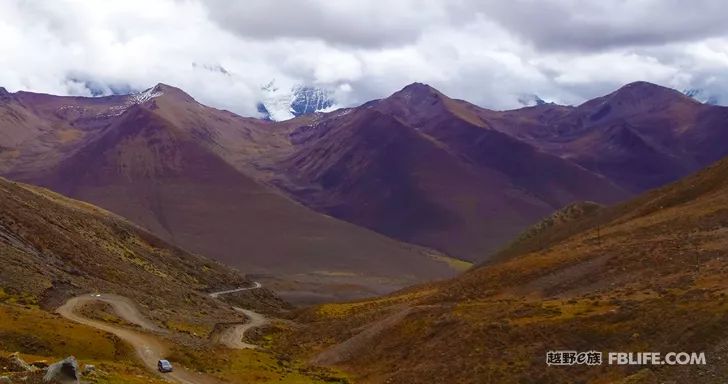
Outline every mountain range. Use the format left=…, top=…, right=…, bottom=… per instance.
left=2, top=80, right=728, bottom=294
left=3, top=79, right=728, bottom=382
left=248, top=81, right=728, bottom=262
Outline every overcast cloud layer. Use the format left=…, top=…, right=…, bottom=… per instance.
left=1, top=0, right=728, bottom=116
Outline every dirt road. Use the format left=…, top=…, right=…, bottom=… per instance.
left=57, top=293, right=221, bottom=384
left=209, top=282, right=262, bottom=298
left=213, top=307, right=268, bottom=349
left=209, top=283, right=268, bottom=349
left=57, top=283, right=269, bottom=383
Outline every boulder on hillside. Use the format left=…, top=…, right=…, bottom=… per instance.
left=42, top=356, right=79, bottom=384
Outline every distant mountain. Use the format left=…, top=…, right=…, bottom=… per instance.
left=5, top=80, right=728, bottom=383
left=257, top=80, right=336, bottom=121
left=481, top=81, right=728, bottom=192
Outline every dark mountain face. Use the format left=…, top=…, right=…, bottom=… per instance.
left=277, top=107, right=558, bottom=261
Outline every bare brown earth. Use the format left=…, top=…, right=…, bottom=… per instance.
left=272, top=154, right=728, bottom=383
left=310, top=306, right=413, bottom=366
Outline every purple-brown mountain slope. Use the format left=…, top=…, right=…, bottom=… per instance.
left=258, top=84, right=629, bottom=261
left=239, top=82, right=728, bottom=262
left=0, top=85, right=462, bottom=287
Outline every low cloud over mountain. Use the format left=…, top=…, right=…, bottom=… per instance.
left=2, top=0, right=728, bottom=117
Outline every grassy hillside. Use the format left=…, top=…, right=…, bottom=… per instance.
left=0, top=176, right=250, bottom=328
left=0, top=303, right=170, bottom=383
left=272, top=156, right=728, bottom=383
left=0, top=301, right=348, bottom=384
left=0, top=176, right=348, bottom=383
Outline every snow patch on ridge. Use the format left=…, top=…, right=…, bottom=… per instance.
left=130, top=87, right=164, bottom=104
left=94, top=87, right=165, bottom=118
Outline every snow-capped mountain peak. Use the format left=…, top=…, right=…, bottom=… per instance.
left=257, top=80, right=336, bottom=121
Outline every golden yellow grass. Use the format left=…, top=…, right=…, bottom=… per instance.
left=0, top=302, right=171, bottom=383
left=168, top=346, right=349, bottom=383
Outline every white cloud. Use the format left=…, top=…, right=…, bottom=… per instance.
left=1, top=0, right=728, bottom=116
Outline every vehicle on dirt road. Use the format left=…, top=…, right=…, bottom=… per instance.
left=158, top=359, right=173, bottom=373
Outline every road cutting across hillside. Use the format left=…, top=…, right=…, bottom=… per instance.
left=57, top=282, right=267, bottom=384
left=209, top=281, right=262, bottom=298
left=209, top=283, right=269, bottom=349
left=57, top=294, right=220, bottom=384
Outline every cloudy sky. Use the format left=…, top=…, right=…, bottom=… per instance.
left=1, top=0, right=728, bottom=117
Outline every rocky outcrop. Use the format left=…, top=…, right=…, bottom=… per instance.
left=0, top=354, right=92, bottom=384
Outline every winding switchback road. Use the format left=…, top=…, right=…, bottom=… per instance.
left=209, top=282, right=268, bottom=349
left=57, top=293, right=221, bottom=384
left=56, top=283, right=267, bottom=383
